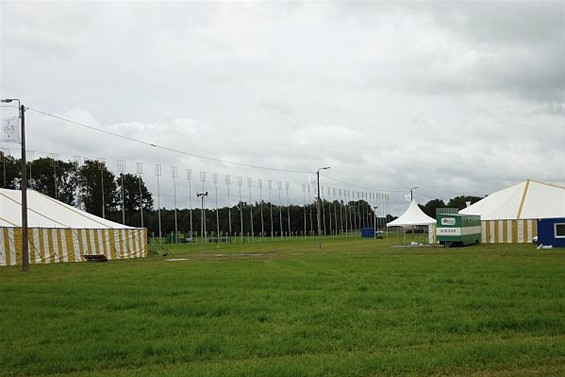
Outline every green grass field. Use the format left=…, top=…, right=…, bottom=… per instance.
left=1, top=237, right=564, bottom=376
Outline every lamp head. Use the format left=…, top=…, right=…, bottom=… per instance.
left=1, top=99, right=13, bottom=103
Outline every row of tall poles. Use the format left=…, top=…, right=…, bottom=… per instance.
left=0, top=99, right=390, bottom=272
left=1, top=140, right=391, bottom=253
left=1, top=149, right=391, bottom=244
left=150, top=165, right=390, bottom=245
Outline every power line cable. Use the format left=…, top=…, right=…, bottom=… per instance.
left=23, top=106, right=407, bottom=193
left=27, top=107, right=313, bottom=174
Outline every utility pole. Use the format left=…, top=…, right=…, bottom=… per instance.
left=20, top=103, right=28, bottom=271
left=18, top=101, right=29, bottom=272
left=1, top=99, right=28, bottom=271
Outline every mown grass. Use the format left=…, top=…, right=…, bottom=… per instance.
left=0, top=237, right=564, bottom=376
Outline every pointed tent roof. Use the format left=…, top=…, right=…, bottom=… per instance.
left=387, top=200, right=435, bottom=227
left=459, top=179, right=565, bottom=220
left=0, top=188, right=136, bottom=229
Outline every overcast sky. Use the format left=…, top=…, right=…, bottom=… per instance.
left=1, top=1, right=564, bottom=215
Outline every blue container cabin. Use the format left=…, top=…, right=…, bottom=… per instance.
left=536, top=218, right=565, bottom=248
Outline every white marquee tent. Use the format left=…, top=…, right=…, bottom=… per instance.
left=459, top=179, right=565, bottom=243
left=387, top=200, right=436, bottom=244
left=0, top=188, right=147, bottom=266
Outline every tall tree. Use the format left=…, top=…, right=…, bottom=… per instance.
left=78, top=160, right=118, bottom=217
left=0, top=150, right=19, bottom=189
left=28, top=157, right=78, bottom=205
left=447, top=195, right=483, bottom=211
left=118, top=173, right=153, bottom=223
left=421, top=199, right=447, bottom=218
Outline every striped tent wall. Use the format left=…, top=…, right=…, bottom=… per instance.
left=0, top=227, right=147, bottom=267
left=481, top=219, right=537, bottom=244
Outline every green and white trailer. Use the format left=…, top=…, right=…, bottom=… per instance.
left=436, top=210, right=481, bottom=247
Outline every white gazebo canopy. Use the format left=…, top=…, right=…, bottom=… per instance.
left=387, top=200, right=435, bottom=228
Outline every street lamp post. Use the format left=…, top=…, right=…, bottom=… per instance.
left=2, top=98, right=28, bottom=271
left=410, top=186, right=419, bottom=201
left=316, top=166, right=330, bottom=248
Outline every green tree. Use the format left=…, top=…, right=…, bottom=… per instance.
left=422, top=199, right=447, bottom=218
left=447, top=195, right=483, bottom=211
left=0, top=150, right=19, bottom=189
left=78, top=160, right=118, bottom=217
left=117, top=173, right=153, bottom=223
left=28, top=157, right=78, bottom=205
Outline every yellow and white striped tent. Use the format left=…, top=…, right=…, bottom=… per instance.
left=459, top=179, right=565, bottom=243
left=0, top=188, right=147, bottom=267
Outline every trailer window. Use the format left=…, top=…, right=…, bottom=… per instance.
left=555, top=223, right=565, bottom=238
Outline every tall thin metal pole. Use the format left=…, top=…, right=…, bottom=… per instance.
left=197, top=192, right=208, bottom=254
left=172, top=167, right=178, bottom=243
left=49, top=153, right=58, bottom=200
left=277, top=181, right=283, bottom=239
left=200, top=195, right=205, bottom=253
left=374, top=205, right=378, bottom=240
left=327, top=186, right=332, bottom=236
left=200, top=172, right=207, bottom=240
left=225, top=175, right=232, bottom=237
left=187, top=169, right=193, bottom=238
left=214, top=174, right=219, bottom=240
left=322, top=185, right=326, bottom=236
left=28, top=150, right=34, bottom=184
left=268, top=180, right=273, bottom=241
left=259, top=178, right=264, bottom=238
left=1, top=99, right=28, bottom=270
left=316, top=171, right=322, bottom=248
left=247, top=177, right=254, bottom=241
left=136, top=162, right=144, bottom=228
left=118, top=160, right=126, bottom=225
left=20, top=104, right=29, bottom=271
left=237, top=177, right=243, bottom=242
left=316, top=167, right=332, bottom=244
left=339, top=189, right=344, bottom=236
left=302, top=183, right=307, bottom=238
left=155, top=164, right=162, bottom=244
left=308, top=184, right=313, bottom=236
left=333, top=188, right=338, bottom=236
left=286, top=181, right=291, bottom=238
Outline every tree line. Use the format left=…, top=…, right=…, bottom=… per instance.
left=1, top=154, right=386, bottom=237
left=1, top=154, right=152, bottom=224
left=1, top=153, right=483, bottom=238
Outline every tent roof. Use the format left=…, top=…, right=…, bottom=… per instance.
left=459, top=179, right=565, bottom=220
left=387, top=200, right=435, bottom=227
left=0, top=188, right=136, bottom=229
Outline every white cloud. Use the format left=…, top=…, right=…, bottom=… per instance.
left=1, top=1, right=563, bottom=214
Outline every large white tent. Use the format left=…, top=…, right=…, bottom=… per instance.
left=387, top=200, right=436, bottom=244
left=459, top=179, right=565, bottom=243
left=0, top=188, right=147, bottom=266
